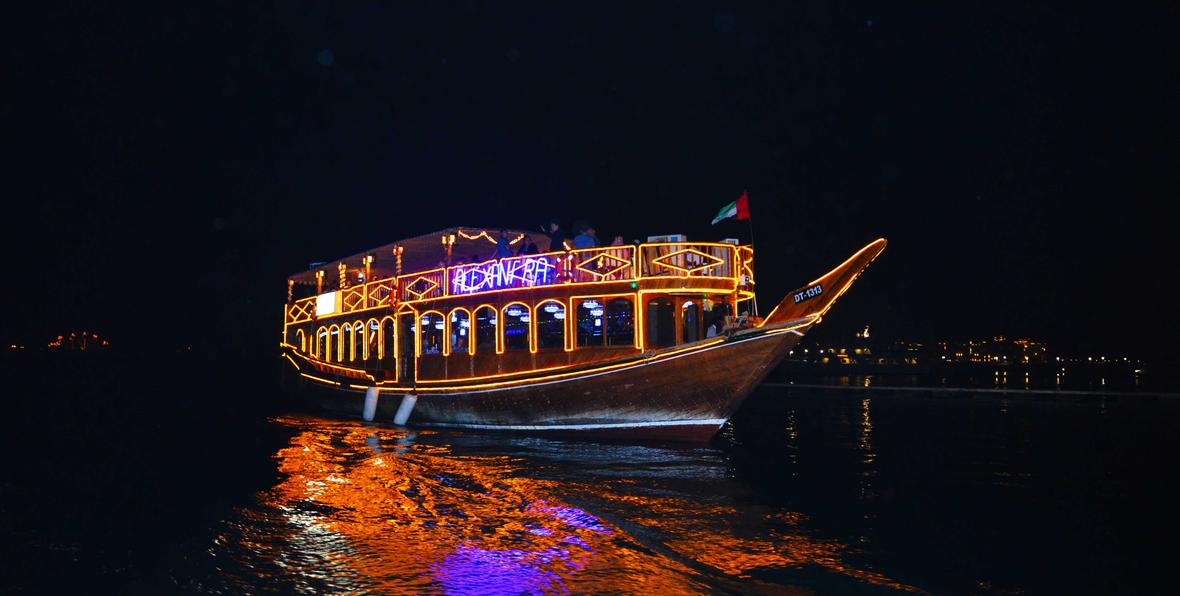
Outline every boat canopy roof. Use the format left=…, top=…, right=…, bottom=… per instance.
left=288, top=226, right=547, bottom=283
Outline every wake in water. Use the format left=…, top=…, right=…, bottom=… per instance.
left=209, top=415, right=914, bottom=594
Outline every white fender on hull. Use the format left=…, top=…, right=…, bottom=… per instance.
left=363, top=386, right=379, bottom=421
left=394, top=393, right=418, bottom=425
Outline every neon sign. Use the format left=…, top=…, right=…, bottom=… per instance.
left=450, top=256, right=557, bottom=295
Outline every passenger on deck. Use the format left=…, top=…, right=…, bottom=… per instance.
left=517, top=235, right=539, bottom=256
left=572, top=224, right=599, bottom=249
left=495, top=229, right=514, bottom=258
left=609, top=235, right=625, bottom=246
left=541, top=219, right=567, bottom=251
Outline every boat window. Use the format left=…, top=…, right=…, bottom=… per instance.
left=317, top=327, right=328, bottom=359
left=295, top=329, right=306, bottom=353
left=352, top=322, right=364, bottom=362
left=536, top=300, right=565, bottom=350
left=366, top=319, right=380, bottom=359
left=576, top=298, right=604, bottom=347
left=502, top=303, right=531, bottom=351
left=342, top=324, right=353, bottom=361
left=646, top=298, right=675, bottom=348
left=449, top=309, right=470, bottom=354
left=419, top=312, right=444, bottom=355
left=682, top=300, right=700, bottom=343
left=330, top=325, right=341, bottom=361
left=606, top=298, right=635, bottom=346
left=474, top=306, right=498, bottom=352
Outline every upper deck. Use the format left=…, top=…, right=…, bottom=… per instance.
left=285, top=231, right=756, bottom=326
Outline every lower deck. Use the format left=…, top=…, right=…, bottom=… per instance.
left=284, top=290, right=755, bottom=388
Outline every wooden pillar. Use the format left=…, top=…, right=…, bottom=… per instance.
left=673, top=298, right=684, bottom=346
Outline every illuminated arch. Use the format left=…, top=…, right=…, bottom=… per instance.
left=316, top=326, right=328, bottom=360
left=446, top=307, right=473, bottom=356
left=378, top=315, right=397, bottom=360
left=342, top=323, right=352, bottom=361
left=419, top=310, right=445, bottom=356
left=501, top=302, right=532, bottom=352
left=472, top=304, right=498, bottom=354
left=352, top=320, right=364, bottom=362
left=328, top=324, right=341, bottom=362
left=364, top=318, right=380, bottom=360
left=535, top=300, right=565, bottom=351
left=605, top=296, right=636, bottom=347
left=295, top=329, right=306, bottom=353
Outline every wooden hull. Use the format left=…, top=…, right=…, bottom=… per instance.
left=289, top=325, right=804, bottom=441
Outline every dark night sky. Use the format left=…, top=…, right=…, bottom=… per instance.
left=5, top=2, right=1178, bottom=362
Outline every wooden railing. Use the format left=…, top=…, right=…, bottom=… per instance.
left=568, top=246, right=635, bottom=283
left=638, top=243, right=735, bottom=279
left=397, top=268, right=447, bottom=302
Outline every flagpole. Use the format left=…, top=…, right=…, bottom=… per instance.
left=744, top=190, right=759, bottom=317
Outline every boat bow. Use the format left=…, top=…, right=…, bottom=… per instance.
left=761, top=238, right=887, bottom=327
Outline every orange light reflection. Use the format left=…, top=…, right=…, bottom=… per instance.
left=214, top=417, right=917, bottom=593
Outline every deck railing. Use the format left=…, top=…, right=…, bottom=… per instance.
left=638, top=243, right=735, bottom=279
left=397, top=268, right=447, bottom=303
left=287, top=242, right=744, bottom=322
left=567, top=246, right=636, bottom=283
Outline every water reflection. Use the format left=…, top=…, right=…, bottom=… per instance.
left=211, top=415, right=915, bottom=593
left=858, top=398, right=878, bottom=504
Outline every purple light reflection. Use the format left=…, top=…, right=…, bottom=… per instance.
left=528, top=502, right=612, bottom=534
left=432, top=502, right=611, bottom=593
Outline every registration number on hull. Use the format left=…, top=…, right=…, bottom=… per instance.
left=793, top=284, right=823, bottom=304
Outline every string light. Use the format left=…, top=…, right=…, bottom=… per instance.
left=456, top=229, right=525, bottom=244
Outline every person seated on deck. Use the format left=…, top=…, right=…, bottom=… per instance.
left=737, top=311, right=751, bottom=329
left=516, top=235, right=539, bottom=256
left=720, top=316, right=738, bottom=334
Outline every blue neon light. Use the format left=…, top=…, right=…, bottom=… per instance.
left=450, top=256, right=556, bottom=295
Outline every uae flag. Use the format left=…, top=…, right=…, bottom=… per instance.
left=711, top=191, right=750, bottom=225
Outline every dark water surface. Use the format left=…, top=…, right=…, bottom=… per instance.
left=3, top=354, right=1178, bottom=594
